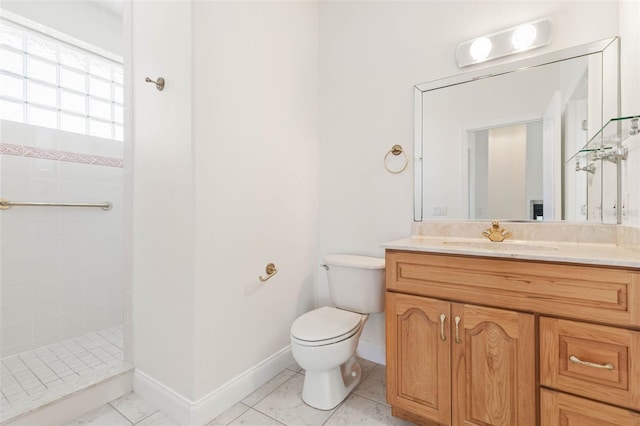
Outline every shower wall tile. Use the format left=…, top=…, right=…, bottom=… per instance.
left=1, top=154, right=124, bottom=357
left=2, top=279, right=33, bottom=304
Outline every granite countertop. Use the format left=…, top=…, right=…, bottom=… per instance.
left=382, top=222, right=640, bottom=268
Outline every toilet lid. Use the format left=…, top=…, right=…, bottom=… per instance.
left=291, top=306, right=362, bottom=342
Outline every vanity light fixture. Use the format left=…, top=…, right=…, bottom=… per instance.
left=456, top=17, right=553, bottom=67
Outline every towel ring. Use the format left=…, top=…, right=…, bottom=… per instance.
left=384, top=145, right=408, bottom=174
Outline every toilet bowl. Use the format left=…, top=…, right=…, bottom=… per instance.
left=290, top=254, right=385, bottom=410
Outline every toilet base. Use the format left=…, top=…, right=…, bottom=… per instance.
left=301, top=356, right=362, bottom=410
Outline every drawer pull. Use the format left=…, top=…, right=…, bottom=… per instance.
left=569, top=355, right=614, bottom=371
left=439, top=313, right=446, bottom=341
left=454, top=316, right=461, bottom=344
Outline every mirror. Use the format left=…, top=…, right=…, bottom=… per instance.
left=414, top=37, right=620, bottom=222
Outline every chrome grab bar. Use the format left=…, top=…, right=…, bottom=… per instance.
left=0, top=198, right=112, bottom=211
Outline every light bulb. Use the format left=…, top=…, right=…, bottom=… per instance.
left=512, top=24, right=537, bottom=50
left=469, top=37, right=492, bottom=61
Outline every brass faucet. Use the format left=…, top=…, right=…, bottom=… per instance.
left=482, top=220, right=512, bottom=242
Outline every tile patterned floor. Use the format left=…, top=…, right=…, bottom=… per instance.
left=1, top=326, right=128, bottom=423
left=66, top=359, right=415, bottom=426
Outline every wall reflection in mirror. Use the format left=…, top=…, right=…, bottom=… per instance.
left=415, top=38, right=620, bottom=223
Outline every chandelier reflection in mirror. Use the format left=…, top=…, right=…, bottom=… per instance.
left=456, top=17, right=553, bottom=67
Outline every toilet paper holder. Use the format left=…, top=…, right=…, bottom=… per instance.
left=259, top=263, right=278, bottom=282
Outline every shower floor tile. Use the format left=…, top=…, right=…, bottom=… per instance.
left=0, top=325, right=131, bottom=424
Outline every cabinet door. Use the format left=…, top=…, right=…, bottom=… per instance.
left=541, top=389, right=640, bottom=426
left=452, top=304, right=535, bottom=426
left=386, top=292, right=451, bottom=425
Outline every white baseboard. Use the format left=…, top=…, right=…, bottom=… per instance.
left=134, top=346, right=294, bottom=426
left=357, top=338, right=386, bottom=365
left=4, top=370, right=132, bottom=426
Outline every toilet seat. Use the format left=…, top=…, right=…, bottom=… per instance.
left=291, top=307, right=363, bottom=347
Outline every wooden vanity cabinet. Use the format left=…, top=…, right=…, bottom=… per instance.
left=386, top=292, right=535, bottom=426
left=386, top=293, right=451, bottom=424
left=540, top=389, right=640, bottom=426
left=385, top=250, right=640, bottom=426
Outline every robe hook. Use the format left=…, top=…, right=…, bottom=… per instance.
left=145, top=77, right=165, bottom=91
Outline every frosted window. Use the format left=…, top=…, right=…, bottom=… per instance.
left=113, top=68, right=123, bottom=85
left=27, top=57, right=56, bottom=84
left=60, top=112, right=86, bottom=133
left=90, top=98, right=111, bottom=120
left=1, top=48, right=24, bottom=74
left=60, top=67, right=86, bottom=92
left=89, top=77, right=111, bottom=100
left=0, top=24, right=23, bottom=50
left=113, top=84, right=123, bottom=103
left=114, top=105, right=123, bottom=124
left=28, top=105, right=57, bottom=128
left=60, top=90, right=86, bottom=114
left=28, top=80, right=56, bottom=107
left=89, top=119, right=111, bottom=139
left=89, top=58, right=111, bottom=80
left=27, top=34, right=56, bottom=61
left=59, top=46, right=86, bottom=70
left=0, top=73, right=24, bottom=99
left=0, top=100, right=24, bottom=121
left=1, top=17, right=123, bottom=141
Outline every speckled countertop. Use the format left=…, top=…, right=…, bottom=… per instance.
left=382, top=222, right=640, bottom=269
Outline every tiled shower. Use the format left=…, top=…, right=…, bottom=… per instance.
left=0, top=2, right=128, bottom=421
left=0, top=123, right=126, bottom=422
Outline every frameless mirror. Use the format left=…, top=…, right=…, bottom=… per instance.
left=414, top=37, right=620, bottom=222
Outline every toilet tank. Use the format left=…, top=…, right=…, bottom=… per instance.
left=325, top=254, right=385, bottom=314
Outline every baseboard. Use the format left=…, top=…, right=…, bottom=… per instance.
left=134, top=345, right=294, bottom=426
left=357, top=338, right=386, bottom=365
left=133, top=370, right=193, bottom=425
left=3, top=369, right=132, bottom=426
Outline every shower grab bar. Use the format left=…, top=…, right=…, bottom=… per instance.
left=0, top=198, right=112, bottom=211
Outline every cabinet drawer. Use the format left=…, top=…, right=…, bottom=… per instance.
left=541, top=389, right=640, bottom=426
left=386, top=251, right=640, bottom=327
left=540, top=317, right=640, bottom=410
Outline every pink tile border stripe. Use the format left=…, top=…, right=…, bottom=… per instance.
left=0, top=143, right=123, bottom=168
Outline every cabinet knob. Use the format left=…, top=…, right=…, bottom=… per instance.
left=454, top=316, right=462, bottom=344
left=439, top=313, right=447, bottom=341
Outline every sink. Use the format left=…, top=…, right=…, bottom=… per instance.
left=441, top=240, right=558, bottom=251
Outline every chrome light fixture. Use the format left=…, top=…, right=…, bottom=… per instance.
left=456, top=17, right=553, bottom=67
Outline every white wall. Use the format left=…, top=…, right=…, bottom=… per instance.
left=191, top=0, right=318, bottom=399
left=132, top=0, right=319, bottom=409
left=132, top=0, right=196, bottom=400
left=488, top=125, right=527, bottom=220
left=318, top=0, right=620, bottom=357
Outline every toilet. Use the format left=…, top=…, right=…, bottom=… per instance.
left=290, top=254, right=385, bottom=410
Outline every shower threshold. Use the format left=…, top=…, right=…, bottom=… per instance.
left=0, top=326, right=132, bottom=424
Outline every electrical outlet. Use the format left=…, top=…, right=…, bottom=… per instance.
left=432, top=206, right=448, bottom=216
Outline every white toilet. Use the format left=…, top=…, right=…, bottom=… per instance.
left=290, top=254, right=385, bottom=410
